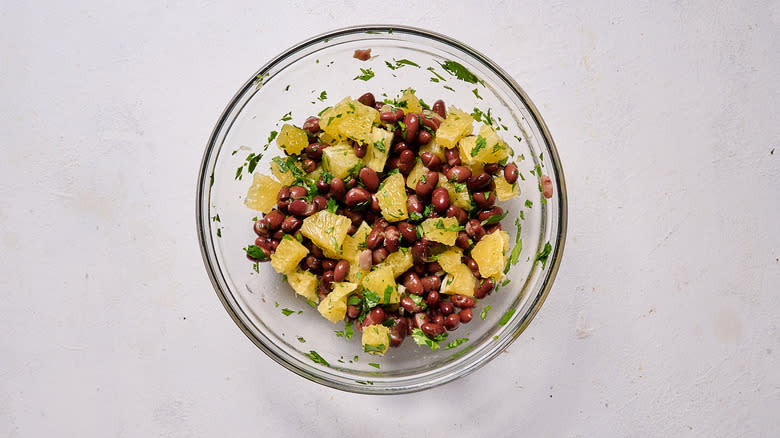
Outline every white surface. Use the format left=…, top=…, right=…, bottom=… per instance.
left=1, top=1, right=778, bottom=436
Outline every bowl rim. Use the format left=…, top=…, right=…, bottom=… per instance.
left=196, top=24, right=568, bottom=394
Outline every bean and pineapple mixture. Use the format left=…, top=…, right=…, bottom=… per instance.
left=244, top=89, right=522, bottom=356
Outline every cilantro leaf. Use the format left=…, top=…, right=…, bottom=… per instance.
left=445, top=337, right=469, bottom=349
left=281, top=308, right=295, bottom=316
left=245, top=245, right=268, bottom=261
left=481, top=211, right=508, bottom=226
left=535, top=242, right=552, bottom=269
left=471, top=136, right=487, bottom=157
left=498, top=309, right=515, bottom=326
left=353, top=68, right=375, bottom=81
left=305, top=350, right=330, bottom=367
left=411, top=328, right=445, bottom=351
left=439, top=60, right=480, bottom=84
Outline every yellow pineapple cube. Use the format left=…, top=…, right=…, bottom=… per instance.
left=362, top=324, right=390, bottom=356
left=436, top=107, right=473, bottom=149
left=437, top=175, right=471, bottom=210
left=458, top=125, right=509, bottom=165
left=418, top=137, right=446, bottom=161
left=361, top=265, right=399, bottom=304
left=300, top=210, right=351, bottom=256
left=406, top=158, right=426, bottom=190
left=420, top=217, right=461, bottom=246
left=244, top=173, right=282, bottom=213
left=398, top=88, right=422, bottom=114
left=341, top=222, right=372, bottom=265
left=436, top=248, right=463, bottom=273
left=286, top=270, right=319, bottom=302
left=319, top=97, right=379, bottom=144
left=270, top=235, right=309, bottom=274
left=471, top=230, right=510, bottom=279
left=380, top=249, right=414, bottom=277
left=440, top=264, right=476, bottom=296
left=494, top=176, right=520, bottom=201
left=376, top=172, right=408, bottom=222
left=321, top=142, right=362, bottom=180
left=317, top=281, right=357, bottom=323
left=277, top=124, right=309, bottom=155
left=363, top=127, right=393, bottom=172
left=270, top=158, right=298, bottom=186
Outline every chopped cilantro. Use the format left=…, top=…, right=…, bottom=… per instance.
left=472, top=88, right=482, bottom=99
left=471, top=136, right=487, bottom=157
left=335, top=321, right=354, bottom=340
left=445, top=337, right=469, bottom=349
left=296, top=336, right=306, bottom=343
left=480, top=305, right=492, bottom=320
left=326, top=197, right=339, bottom=213
left=525, top=199, right=533, bottom=208
left=411, top=328, right=446, bottom=351
left=499, top=309, right=515, bottom=325
left=443, top=85, right=455, bottom=92
left=353, top=68, right=375, bottom=81
left=317, top=106, right=331, bottom=116
left=267, top=130, right=278, bottom=144
left=317, top=90, right=327, bottom=101
left=305, top=350, right=330, bottom=367
left=281, top=308, right=295, bottom=316
left=373, top=138, right=386, bottom=153
left=245, top=245, right=268, bottom=261
left=535, top=242, right=552, bottom=268
left=481, top=211, right=508, bottom=226
left=368, top=362, right=381, bottom=369
left=280, top=111, right=292, bottom=121
left=427, top=66, right=446, bottom=82
left=438, top=60, right=480, bottom=84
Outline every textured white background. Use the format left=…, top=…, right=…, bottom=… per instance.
left=1, top=1, right=779, bottom=437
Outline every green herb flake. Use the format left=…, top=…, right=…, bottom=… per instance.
left=439, top=60, right=480, bottom=84
left=280, top=111, right=292, bottom=121
left=305, top=350, right=330, bottom=367
left=480, top=305, right=492, bottom=320
left=443, top=85, right=455, bottom=92
left=353, top=68, right=375, bottom=81
left=373, top=138, right=386, bottom=153
left=427, top=66, right=446, bottom=81
left=481, top=211, right=508, bottom=226
left=307, top=299, right=317, bottom=308
left=245, top=245, right=268, bottom=261
left=281, top=308, right=295, bottom=316
left=296, top=336, right=306, bottom=343
left=216, top=228, right=222, bottom=237
left=446, top=337, right=469, bottom=349
left=525, top=200, right=533, bottom=208
left=499, top=309, right=515, bottom=326
left=472, top=88, right=482, bottom=99
left=471, top=136, right=487, bottom=157
left=535, top=242, right=552, bottom=269
left=368, top=362, right=381, bottom=369
left=411, top=328, right=446, bottom=351
left=317, top=90, right=327, bottom=101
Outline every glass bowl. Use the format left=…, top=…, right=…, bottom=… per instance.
left=196, top=25, right=567, bottom=394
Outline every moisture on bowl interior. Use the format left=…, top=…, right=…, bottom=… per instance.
left=242, top=87, right=552, bottom=357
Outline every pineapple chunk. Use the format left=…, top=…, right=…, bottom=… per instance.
left=363, top=127, right=393, bottom=172
left=322, top=142, right=362, bottom=180
left=406, top=158, right=426, bottom=190
left=418, top=138, right=446, bottom=161
left=398, top=88, right=423, bottom=114
left=341, top=222, right=372, bottom=265
left=376, top=172, right=408, bottom=222
left=287, top=270, right=318, bottom=302
left=270, top=158, right=298, bottom=186
left=318, top=97, right=379, bottom=144
left=317, top=282, right=358, bottom=323
left=436, top=107, right=474, bottom=149
left=437, top=175, right=471, bottom=210
left=300, top=210, right=351, bottom=257
left=495, top=176, right=520, bottom=201
left=440, top=264, right=476, bottom=296
left=458, top=125, right=510, bottom=165
left=361, top=265, right=400, bottom=304
left=381, top=249, right=414, bottom=277
left=270, top=236, right=309, bottom=274
left=471, top=230, right=510, bottom=279
left=362, top=324, right=391, bottom=356
left=420, top=217, right=461, bottom=246
left=244, top=173, right=282, bottom=213
left=436, top=248, right=463, bottom=273
left=277, top=124, right=309, bottom=155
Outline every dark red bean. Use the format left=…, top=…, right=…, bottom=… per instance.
left=321, top=259, right=337, bottom=271
left=417, top=129, right=432, bottom=145
left=455, top=231, right=472, bottom=250
left=478, top=207, right=504, bottom=223
left=411, top=240, right=431, bottom=263
left=413, top=312, right=427, bottom=329
left=361, top=307, right=386, bottom=329
left=380, top=111, right=397, bottom=123
left=427, top=262, right=443, bottom=274
left=421, top=322, right=445, bottom=338
left=504, top=163, right=519, bottom=184
left=403, top=272, right=424, bottom=295
left=397, top=221, right=417, bottom=243
left=343, top=209, right=363, bottom=227
left=474, top=278, right=495, bottom=299
left=359, top=167, right=379, bottom=192
left=384, top=226, right=400, bottom=253
left=310, top=244, right=323, bottom=259
left=407, top=195, right=424, bottom=215
left=269, top=239, right=280, bottom=250
left=347, top=305, right=361, bottom=319
left=446, top=166, right=472, bottom=183
left=400, top=296, right=424, bottom=313
left=312, top=195, right=328, bottom=212
left=444, top=147, right=461, bottom=167
left=281, top=215, right=302, bottom=233
left=374, top=102, right=385, bottom=110
left=272, top=230, right=284, bottom=240
left=465, top=219, right=486, bottom=242
left=484, top=163, right=501, bottom=175
left=432, top=100, right=446, bottom=119
left=365, top=228, right=383, bottom=250
left=333, top=260, right=349, bottom=282
left=288, top=199, right=315, bottom=217
left=463, top=256, right=480, bottom=277
left=372, top=248, right=388, bottom=264
left=413, top=263, right=426, bottom=275
left=467, top=173, right=493, bottom=191
left=301, top=158, right=317, bottom=173
left=344, top=187, right=371, bottom=208
left=403, top=113, right=419, bottom=143
left=316, top=177, right=330, bottom=193
left=254, top=217, right=270, bottom=236
left=394, top=108, right=405, bottom=122
left=357, top=92, right=375, bottom=107
left=473, top=191, right=496, bottom=208
left=290, top=185, right=308, bottom=199
left=302, top=116, right=320, bottom=134
left=420, top=113, right=441, bottom=131
left=391, top=141, right=409, bottom=155
left=452, top=294, right=476, bottom=308
left=304, top=255, right=321, bottom=271
left=415, top=171, right=439, bottom=198
left=430, top=312, right=445, bottom=326
left=431, top=187, right=450, bottom=213
left=373, top=218, right=389, bottom=231
left=420, top=152, right=442, bottom=171
left=304, top=142, right=327, bottom=161
left=370, top=193, right=381, bottom=212
left=345, top=177, right=358, bottom=190
left=254, top=236, right=271, bottom=250
left=426, top=291, right=440, bottom=308
left=321, top=270, right=334, bottom=289
left=444, top=313, right=461, bottom=330
left=485, top=223, right=502, bottom=234
left=422, top=276, right=441, bottom=293
left=359, top=249, right=372, bottom=270
left=385, top=156, right=400, bottom=172
left=389, top=317, right=409, bottom=347
left=459, top=308, right=473, bottom=323
left=353, top=142, right=367, bottom=158
left=439, top=301, right=455, bottom=316
left=398, top=149, right=416, bottom=174
left=446, top=206, right=468, bottom=224
left=348, top=224, right=358, bottom=235
left=330, top=177, right=346, bottom=200
left=542, top=175, right=554, bottom=198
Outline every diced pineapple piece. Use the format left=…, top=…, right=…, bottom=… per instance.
left=381, top=249, right=413, bottom=277
left=406, top=158, right=425, bottom=190
left=346, top=264, right=369, bottom=284
left=300, top=210, right=351, bottom=256
left=376, top=172, right=408, bottom=222
left=321, top=142, right=362, bottom=180
left=362, top=324, right=391, bottom=356
left=418, top=138, right=446, bottom=160
left=436, top=107, right=474, bottom=149
left=317, top=282, right=357, bottom=323
left=341, top=222, right=372, bottom=265
left=319, top=132, right=340, bottom=145
left=420, top=217, right=460, bottom=245
left=440, top=264, right=476, bottom=296
left=277, top=124, right=309, bottom=155
left=270, top=235, right=309, bottom=274
left=270, top=159, right=297, bottom=186
left=398, top=88, right=422, bottom=114
left=458, top=125, right=509, bottom=165
left=318, top=97, right=379, bottom=144
left=437, top=175, right=471, bottom=210
left=436, top=248, right=463, bottom=273
left=361, top=265, right=400, bottom=304
left=244, top=173, right=282, bottom=213
left=471, top=230, right=510, bottom=279
left=495, top=176, right=520, bottom=201
left=363, top=127, right=393, bottom=172
left=286, top=270, right=318, bottom=302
